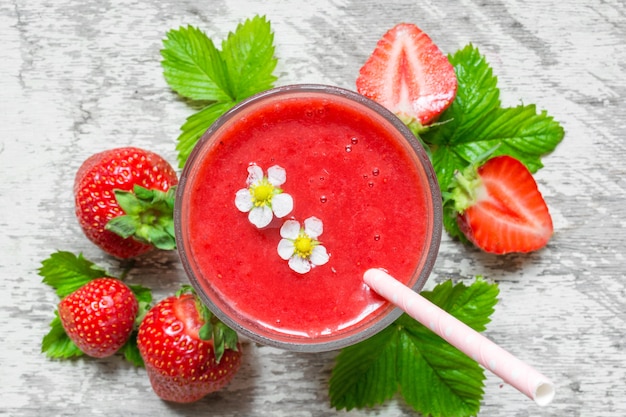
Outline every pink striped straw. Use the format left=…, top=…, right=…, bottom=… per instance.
left=364, top=268, right=555, bottom=406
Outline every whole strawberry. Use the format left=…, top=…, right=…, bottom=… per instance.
left=40, top=251, right=151, bottom=365
left=58, top=277, right=139, bottom=358
left=450, top=155, right=553, bottom=254
left=356, top=23, right=457, bottom=128
left=74, top=147, right=178, bottom=259
left=138, top=289, right=242, bottom=403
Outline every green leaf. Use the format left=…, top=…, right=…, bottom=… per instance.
left=444, top=105, right=564, bottom=173
left=424, top=44, right=501, bottom=148
left=161, top=25, right=232, bottom=101
left=420, top=278, right=499, bottom=333
left=120, top=331, right=144, bottom=367
left=329, top=325, right=400, bottom=410
left=129, top=284, right=153, bottom=317
left=175, top=100, right=236, bottom=167
left=41, top=312, right=84, bottom=359
left=329, top=278, right=499, bottom=417
left=39, top=251, right=110, bottom=298
left=397, top=320, right=485, bottom=417
left=105, top=185, right=177, bottom=251
left=162, top=17, right=278, bottom=168
left=129, top=284, right=152, bottom=305
left=430, top=143, right=468, bottom=201
left=421, top=44, right=564, bottom=195
left=442, top=204, right=469, bottom=242
left=221, top=15, right=278, bottom=100
left=418, top=44, right=564, bottom=240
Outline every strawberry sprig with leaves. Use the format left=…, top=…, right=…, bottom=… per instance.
left=420, top=44, right=564, bottom=241
left=39, top=251, right=152, bottom=366
left=330, top=279, right=499, bottom=417
left=161, top=15, right=278, bottom=167
left=356, top=23, right=564, bottom=253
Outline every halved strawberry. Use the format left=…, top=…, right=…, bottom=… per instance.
left=356, top=23, right=457, bottom=127
left=451, top=155, right=553, bottom=254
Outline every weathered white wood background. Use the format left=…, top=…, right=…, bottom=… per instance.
left=1, top=0, right=625, bottom=416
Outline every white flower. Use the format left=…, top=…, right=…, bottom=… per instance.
left=235, top=164, right=294, bottom=228
left=277, top=217, right=329, bottom=274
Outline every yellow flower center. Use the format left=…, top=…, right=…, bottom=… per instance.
left=294, top=234, right=313, bottom=258
left=252, top=182, right=274, bottom=206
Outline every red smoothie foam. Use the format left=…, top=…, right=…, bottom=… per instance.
left=176, top=85, right=441, bottom=351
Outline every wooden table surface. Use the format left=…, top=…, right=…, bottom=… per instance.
left=1, top=0, right=625, bottom=416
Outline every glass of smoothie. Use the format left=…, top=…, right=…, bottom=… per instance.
left=175, top=84, right=442, bottom=352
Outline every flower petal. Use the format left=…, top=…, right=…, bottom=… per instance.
left=280, top=220, right=301, bottom=239
left=304, top=216, right=324, bottom=239
left=247, top=164, right=264, bottom=185
left=310, top=245, right=330, bottom=266
left=277, top=239, right=295, bottom=260
left=272, top=193, right=293, bottom=218
left=248, top=206, right=273, bottom=228
left=289, top=256, right=311, bottom=274
left=267, top=165, right=286, bottom=186
left=235, top=188, right=253, bottom=212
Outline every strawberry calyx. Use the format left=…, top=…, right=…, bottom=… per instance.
left=448, top=164, right=483, bottom=214
left=106, top=184, right=177, bottom=251
left=176, top=285, right=239, bottom=363
left=445, top=145, right=500, bottom=213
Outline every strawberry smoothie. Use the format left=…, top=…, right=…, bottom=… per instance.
left=175, top=85, right=441, bottom=351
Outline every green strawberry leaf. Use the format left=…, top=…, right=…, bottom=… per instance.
left=39, top=251, right=110, bottom=298
left=419, top=44, right=564, bottom=239
left=120, top=331, right=144, bottom=367
left=162, top=16, right=277, bottom=167
left=129, top=284, right=153, bottom=306
left=106, top=185, right=177, bottom=251
left=420, top=277, right=498, bottom=333
left=329, top=278, right=499, bottom=417
left=41, top=312, right=84, bottom=359
left=121, top=285, right=153, bottom=367
left=329, top=324, right=400, bottom=410
left=397, top=316, right=485, bottom=417
left=421, top=44, right=501, bottom=149
left=221, top=15, right=278, bottom=100
left=129, top=283, right=153, bottom=326
left=422, top=44, right=564, bottom=194
left=175, top=100, right=236, bottom=168
left=442, top=204, right=470, bottom=244
left=161, top=25, right=231, bottom=102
